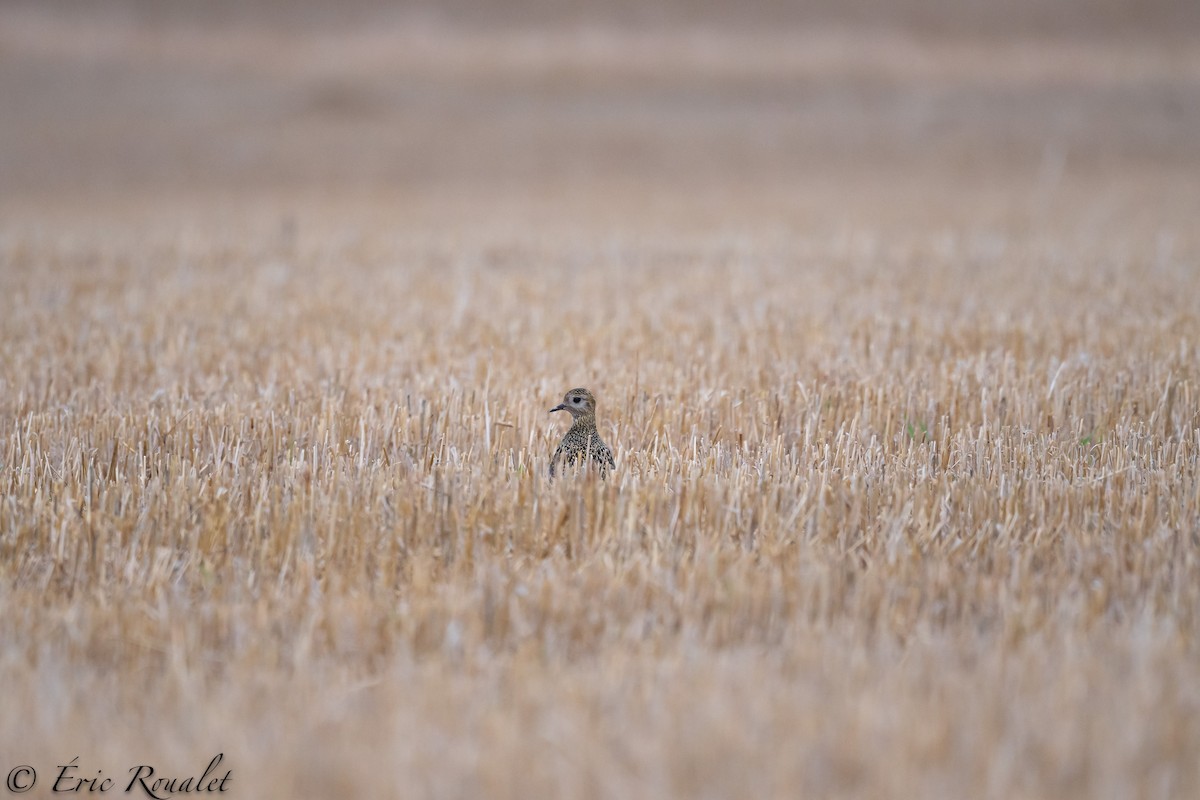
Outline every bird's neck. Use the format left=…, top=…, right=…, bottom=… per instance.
left=570, top=413, right=597, bottom=431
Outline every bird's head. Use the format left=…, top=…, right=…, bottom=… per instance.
left=550, top=387, right=597, bottom=419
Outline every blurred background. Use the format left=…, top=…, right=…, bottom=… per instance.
left=2, top=0, right=1199, bottom=237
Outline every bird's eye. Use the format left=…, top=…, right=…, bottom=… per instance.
left=572, top=397, right=581, bottom=404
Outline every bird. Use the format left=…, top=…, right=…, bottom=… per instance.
left=548, top=387, right=615, bottom=479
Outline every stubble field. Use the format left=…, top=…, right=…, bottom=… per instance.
left=2, top=3, right=1200, bottom=798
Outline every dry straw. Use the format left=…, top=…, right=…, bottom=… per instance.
left=1, top=227, right=1197, bottom=797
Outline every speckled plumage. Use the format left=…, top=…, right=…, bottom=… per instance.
left=548, top=387, right=615, bottom=479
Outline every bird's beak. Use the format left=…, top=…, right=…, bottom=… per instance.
left=549, top=404, right=566, bottom=413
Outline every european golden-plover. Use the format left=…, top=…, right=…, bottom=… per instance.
left=548, top=387, right=615, bottom=479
